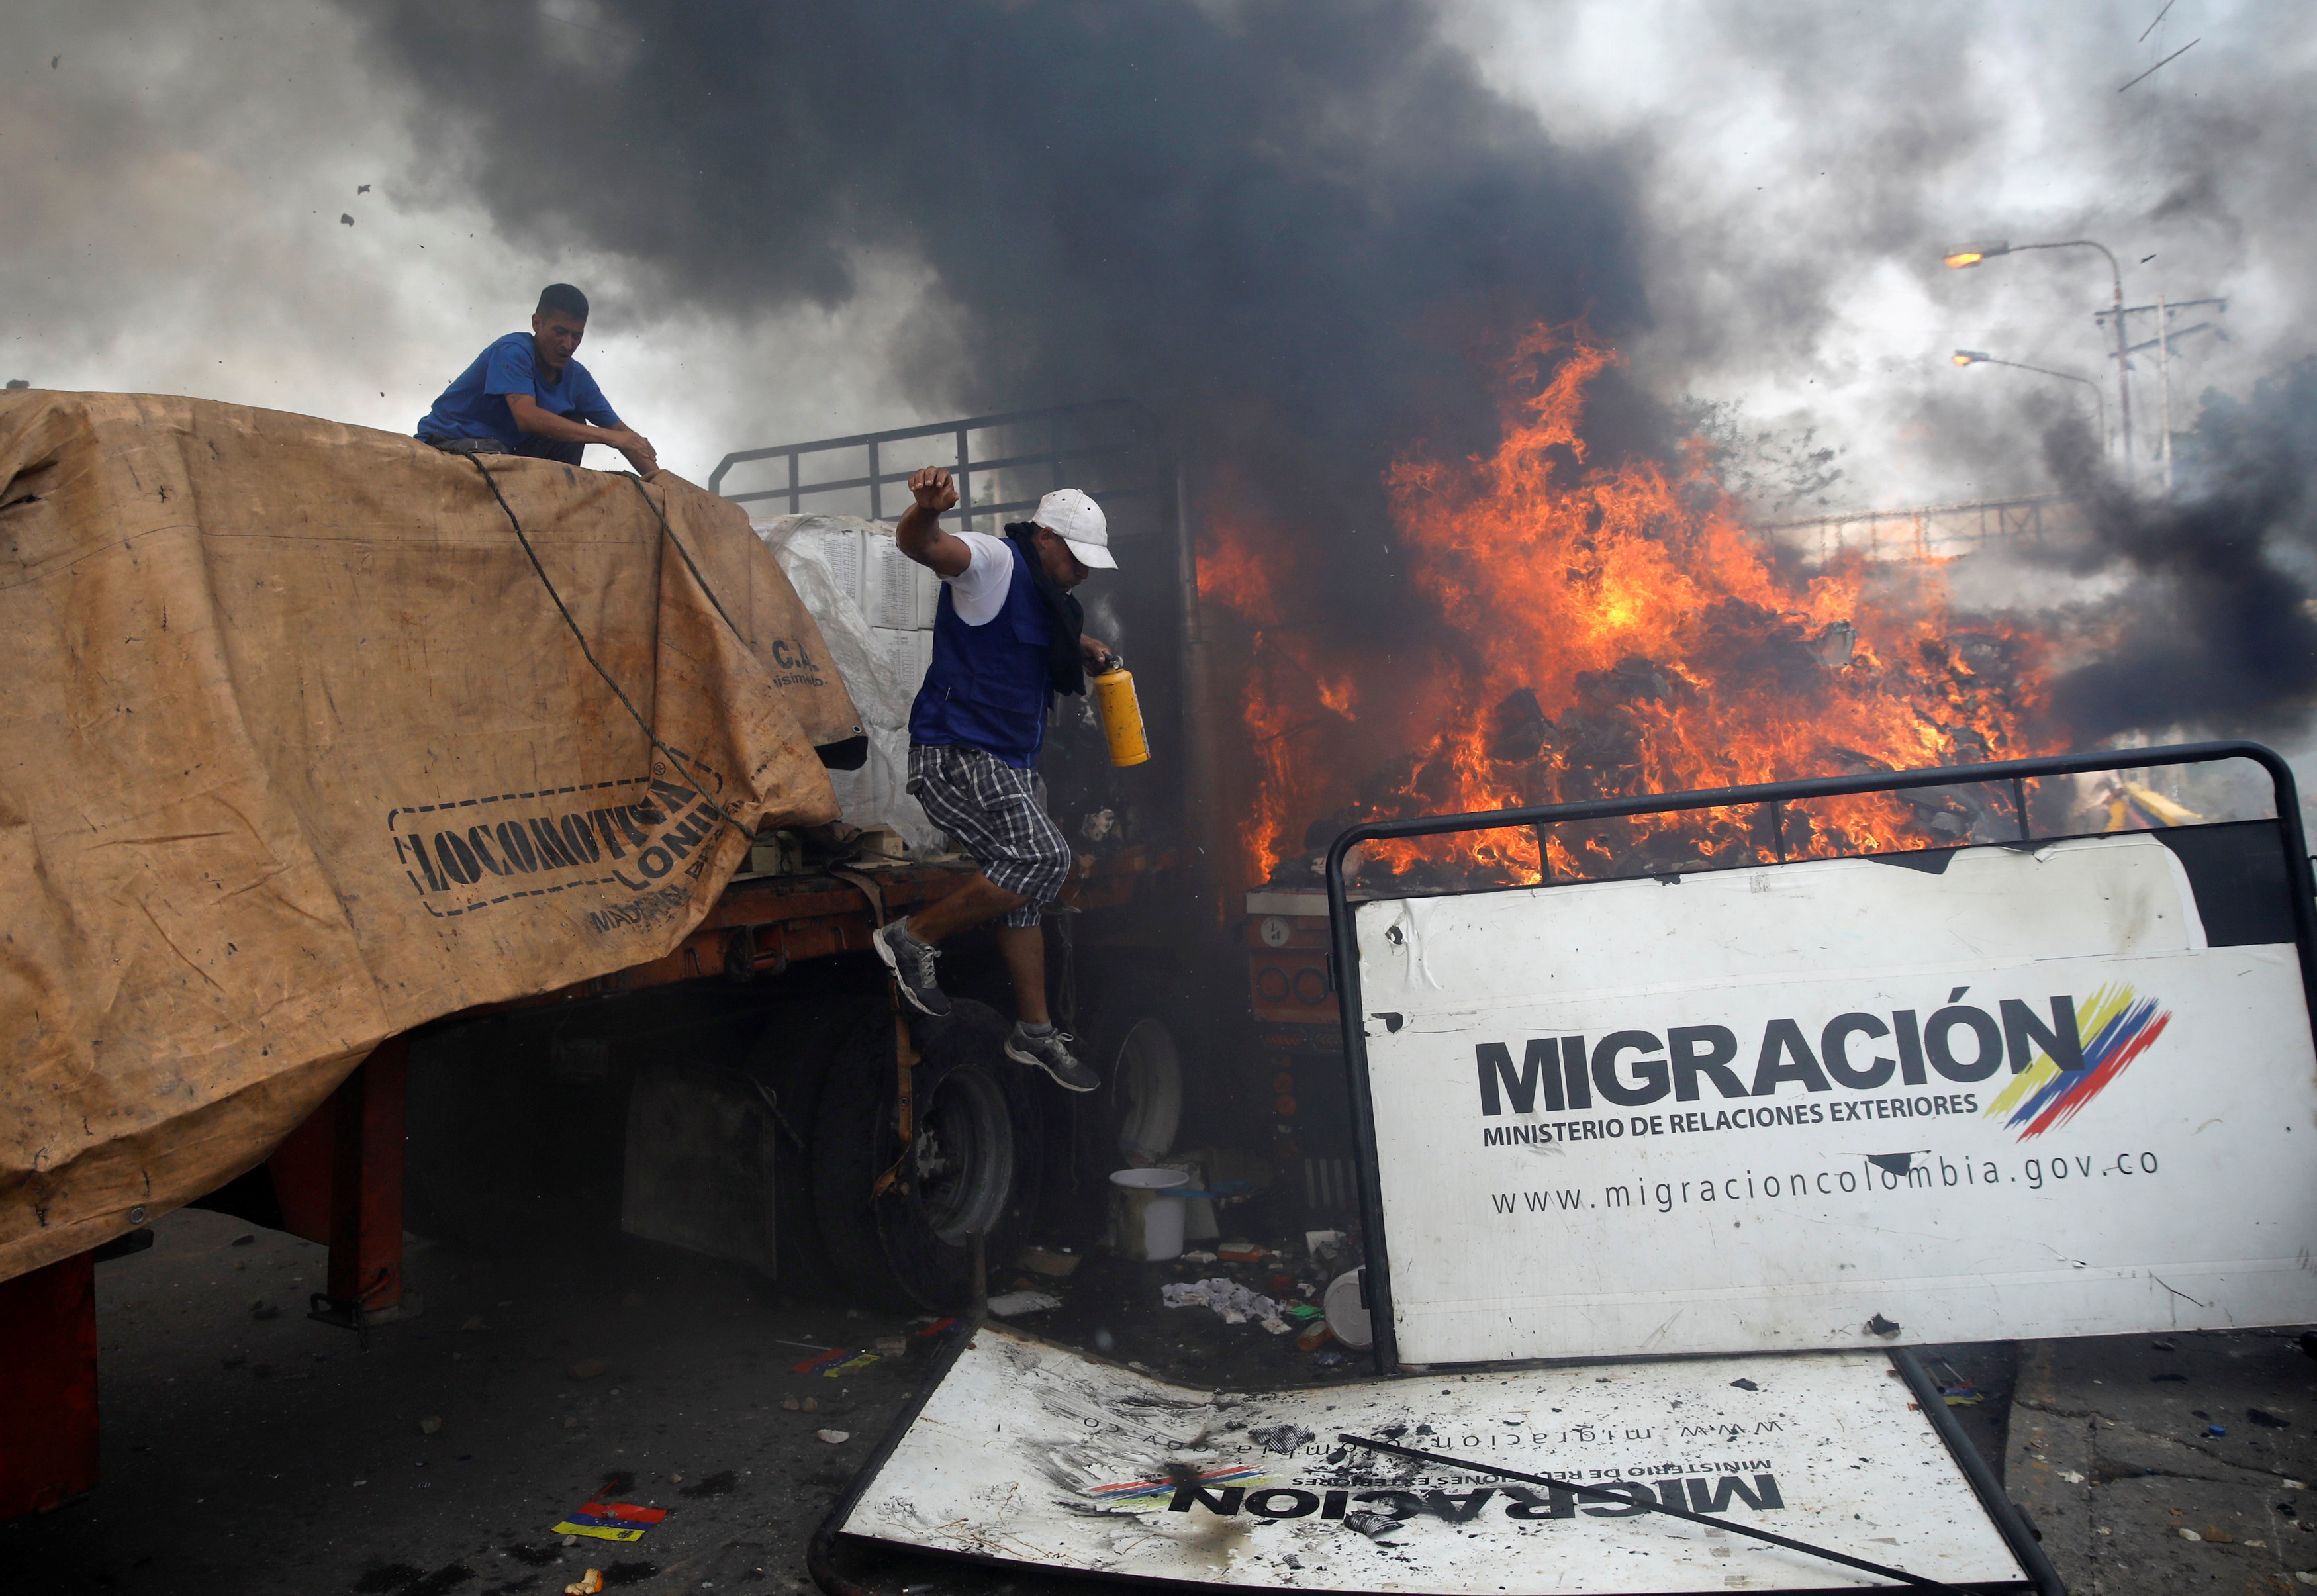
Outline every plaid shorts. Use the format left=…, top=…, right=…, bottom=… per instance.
left=907, top=743, right=1072, bottom=927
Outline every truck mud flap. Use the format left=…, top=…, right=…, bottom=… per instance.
left=812, top=1318, right=2054, bottom=1594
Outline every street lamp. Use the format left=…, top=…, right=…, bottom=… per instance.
left=1943, top=238, right=2132, bottom=467
left=1950, top=350, right=2108, bottom=452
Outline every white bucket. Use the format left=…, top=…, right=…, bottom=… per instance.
left=1323, top=1268, right=1372, bottom=1348
left=1157, top=1157, right=1220, bottom=1241
left=1109, top=1167, right=1191, bottom=1262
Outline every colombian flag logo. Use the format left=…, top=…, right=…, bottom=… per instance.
left=1983, top=983, right=2170, bottom=1141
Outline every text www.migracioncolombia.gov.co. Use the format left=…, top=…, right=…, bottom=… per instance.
left=1487, top=1147, right=2168, bottom=1218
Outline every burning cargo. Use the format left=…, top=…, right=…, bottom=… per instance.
left=1201, top=331, right=2052, bottom=897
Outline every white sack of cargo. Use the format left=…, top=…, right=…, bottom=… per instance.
left=754, top=512, right=941, bottom=851
left=0, top=391, right=858, bottom=1284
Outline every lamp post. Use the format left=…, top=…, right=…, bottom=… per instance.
left=1944, top=239, right=2132, bottom=469
left=1950, top=350, right=2108, bottom=453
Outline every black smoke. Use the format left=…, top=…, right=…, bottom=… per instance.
left=346, top=0, right=1652, bottom=623
left=2042, top=357, right=2317, bottom=743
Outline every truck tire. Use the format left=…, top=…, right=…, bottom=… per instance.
left=1076, top=964, right=1200, bottom=1178
left=810, top=998, right=1044, bottom=1313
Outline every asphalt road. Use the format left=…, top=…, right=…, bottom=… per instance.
left=2007, top=1327, right=2317, bottom=1594
left=3, top=1207, right=928, bottom=1596
left=11, top=1205, right=2316, bottom=1595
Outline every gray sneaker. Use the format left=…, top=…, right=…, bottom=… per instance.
left=873, top=917, right=951, bottom=1017
left=1005, top=1024, right=1098, bottom=1092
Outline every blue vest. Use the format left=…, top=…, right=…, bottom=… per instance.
left=909, top=540, right=1053, bottom=768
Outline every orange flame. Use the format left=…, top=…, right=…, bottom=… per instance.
left=1199, top=328, right=2048, bottom=895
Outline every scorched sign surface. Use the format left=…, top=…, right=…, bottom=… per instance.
left=837, top=1325, right=2030, bottom=1593
left=1352, top=829, right=2317, bottom=1364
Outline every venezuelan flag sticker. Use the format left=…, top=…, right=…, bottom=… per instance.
left=551, top=1501, right=667, bottom=1542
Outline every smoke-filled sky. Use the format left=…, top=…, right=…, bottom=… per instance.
left=7, top=0, right=2306, bottom=502
left=8, top=0, right=2316, bottom=759
left=1460, top=0, right=2317, bottom=510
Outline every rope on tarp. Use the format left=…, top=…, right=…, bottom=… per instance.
left=618, top=469, right=752, bottom=654
left=465, top=453, right=755, bottom=847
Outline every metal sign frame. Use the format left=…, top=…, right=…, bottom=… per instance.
left=1324, top=741, right=2317, bottom=1374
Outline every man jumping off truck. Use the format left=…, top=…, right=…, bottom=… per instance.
left=415, top=284, right=659, bottom=479
left=873, top=466, right=1117, bottom=1094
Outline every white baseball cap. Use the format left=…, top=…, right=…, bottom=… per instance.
left=1035, top=487, right=1115, bottom=569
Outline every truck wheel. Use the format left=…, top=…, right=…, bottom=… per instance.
left=1110, top=1016, right=1184, bottom=1166
left=810, top=998, right=1044, bottom=1313
left=1076, top=966, right=1198, bottom=1177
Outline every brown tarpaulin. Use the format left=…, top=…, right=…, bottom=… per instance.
left=0, top=392, right=858, bottom=1284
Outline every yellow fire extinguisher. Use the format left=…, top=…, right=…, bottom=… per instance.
left=1091, top=659, right=1150, bottom=767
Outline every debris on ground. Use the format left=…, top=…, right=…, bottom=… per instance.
left=986, top=1290, right=1063, bottom=1317
left=792, top=1346, right=879, bottom=1376
left=419, top=1415, right=442, bottom=1435
left=1019, top=1246, right=1082, bottom=1277
left=1161, top=1277, right=1280, bottom=1325
left=1345, top=1509, right=1401, bottom=1538
left=550, top=1501, right=668, bottom=1544
left=816, top=1429, right=851, bottom=1444
left=1215, top=1240, right=1266, bottom=1263
left=564, top=1572, right=604, bottom=1595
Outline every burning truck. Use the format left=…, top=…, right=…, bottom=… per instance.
left=592, top=331, right=2167, bottom=1289
left=0, top=336, right=2255, bottom=1518
left=402, top=330, right=2157, bottom=1311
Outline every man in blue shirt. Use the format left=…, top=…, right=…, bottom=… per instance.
left=416, top=284, right=658, bottom=478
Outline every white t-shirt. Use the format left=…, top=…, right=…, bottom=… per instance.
left=943, top=530, right=1018, bottom=626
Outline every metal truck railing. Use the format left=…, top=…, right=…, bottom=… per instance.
left=708, top=398, right=1167, bottom=530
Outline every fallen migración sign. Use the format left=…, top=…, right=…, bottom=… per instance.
left=816, top=1320, right=2043, bottom=1592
